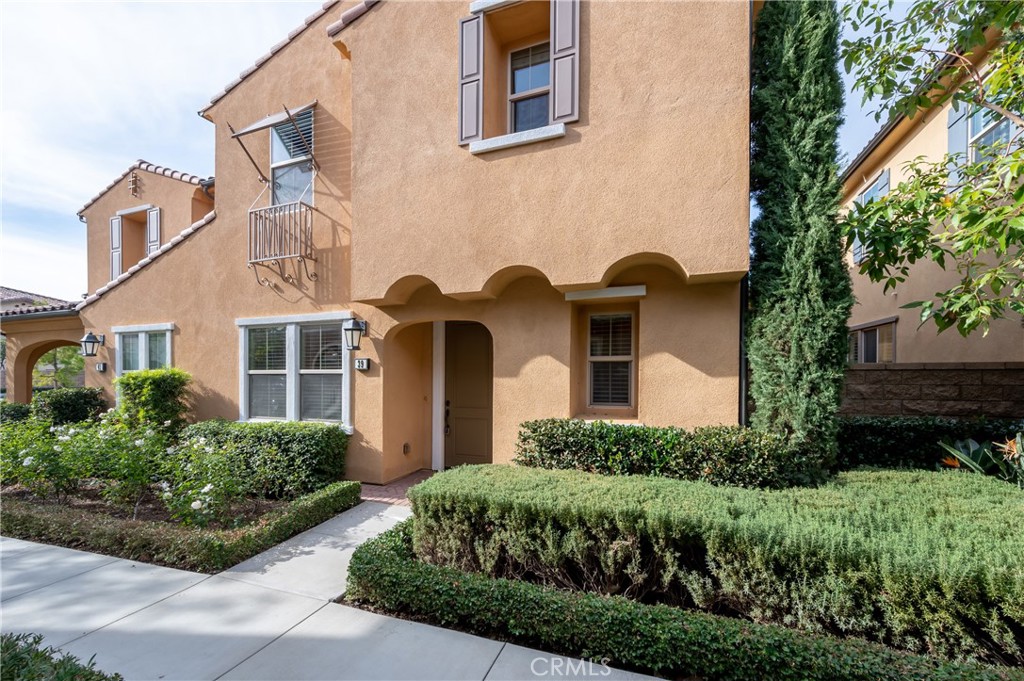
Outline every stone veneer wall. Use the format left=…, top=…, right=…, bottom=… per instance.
left=841, top=363, right=1024, bottom=418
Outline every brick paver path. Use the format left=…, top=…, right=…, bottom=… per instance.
left=359, top=469, right=434, bottom=506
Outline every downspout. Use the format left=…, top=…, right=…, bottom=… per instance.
left=199, top=178, right=215, bottom=200
left=739, top=274, right=749, bottom=426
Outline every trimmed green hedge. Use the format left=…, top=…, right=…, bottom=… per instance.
left=181, top=420, right=348, bottom=498
left=115, top=368, right=191, bottom=432
left=410, top=466, right=1024, bottom=666
left=0, top=481, right=361, bottom=572
left=349, top=522, right=1020, bottom=681
left=836, top=416, right=1024, bottom=471
left=0, top=401, right=32, bottom=423
left=1, top=632, right=123, bottom=681
left=31, top=388, right=106, bottom=425
left=515, top=419, right=824, bottom=489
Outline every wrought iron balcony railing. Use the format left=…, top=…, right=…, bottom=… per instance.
left=247, top=201, right=317, bottom=284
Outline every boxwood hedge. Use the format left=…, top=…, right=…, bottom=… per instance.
left=0, top=481, right=361, bottom=572
left=348, top=522, right=1020, bottom=681
left=409, top=465, right=1024, bottom=666
left=31, top=387, right=107, bottom=425
left=181, top=420, right=348, bottom=498
left=515, top=419, right=824, bottom=489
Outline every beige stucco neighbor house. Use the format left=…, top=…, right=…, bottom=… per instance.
left=2, top=0, right=752, bottom=484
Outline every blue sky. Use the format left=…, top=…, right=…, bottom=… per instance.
left=0, top=1, right=889, bottom=301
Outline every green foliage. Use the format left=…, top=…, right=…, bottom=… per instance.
left=31, top=387, right=106, bottom=425
left=31, top=346, right=84, bottom=390
left=748, top=0, right=853, bottom=462
left=840, top=1, right=1024, bottom=335
left=349, top=523, right=1018, bottom=681
left=160, top=438, right=248, bottom=526
left=409, top=465, right=1024, bottom=666
left=181, top=420, right=348, bottom=498
left=1, top=632, right=123, bottom=681
left=836, top=416, right=1024, bottom=470
left=0, top=400, right=33, bottom=423
left=514, top=418, right=826, bottom=489
left=0, top=481, right=362, bottom=573
left=940, top=433, right=1024, bottom=489
left=114, top=368, right=192, bottom=432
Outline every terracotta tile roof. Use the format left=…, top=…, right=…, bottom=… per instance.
left=0, top=300, right=77, bottom=319
left=200, top=0, right=343, bottom=115
left=77, top=160, right=211, bottom=217
left=326, top=0, right=380, bottom=37
left=0, top=286, right=69, bottom=308
left=77, top=210, right=217, bottom=311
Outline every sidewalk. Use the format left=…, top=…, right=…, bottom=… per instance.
left=1, top=501, right=653, bottom=681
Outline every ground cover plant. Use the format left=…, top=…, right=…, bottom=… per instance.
left=0, top=632, right=123, bottom=681
left=348, top=522, right=1022, bottom=681
left=409, top=465, right=1024, bottom=666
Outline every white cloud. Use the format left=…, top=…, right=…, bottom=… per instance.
left=0, top=230, right=87, bottom=301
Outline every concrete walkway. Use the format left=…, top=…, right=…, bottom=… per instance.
left=1, top=501, right=653, bottom=681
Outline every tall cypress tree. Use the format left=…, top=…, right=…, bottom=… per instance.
left=748, top=0, right=852, bottom=473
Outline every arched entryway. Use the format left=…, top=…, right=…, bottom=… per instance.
left=2, top=311, right=85, bottom=403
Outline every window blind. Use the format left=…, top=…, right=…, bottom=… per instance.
left=248, top=327, right=286, bottom=371
left=121, top=334, right=140, bottom=372
left=272, top=110, right=314, bottom=164
left=590, top=314, right=632, bottom=357
left=249, top=375, right=287, bottom=419
left=590, top=362, right=630, bottom=406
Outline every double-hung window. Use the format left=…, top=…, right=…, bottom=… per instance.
left=588, top=313, right=634, bottom=408
left=113, top=323, right=174, bottom=376
left=851, top=169, right=889, bottom=264
left=848, top=320, right=895, bottom=364
left=968, top=107, right=1013, bottom=163
left=238, top=314, right=351, bottom=430
left=271, top=109, right=314, bottom=206
left=509, top=43, right=551, bottom=133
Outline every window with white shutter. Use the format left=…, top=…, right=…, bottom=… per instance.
left=146, top=207, right=161, bottom=255
left=109, top=216, right=122, bottom=280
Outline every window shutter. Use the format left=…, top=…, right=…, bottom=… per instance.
left=947, top=103, right=968, bottom=190
left=458, top=15, right=484, bottom=145
left=109, top=216, right=122, bottom=280
left=550, top=0, right=580, bottom=124
left=146, top=207, right=161, bottom=255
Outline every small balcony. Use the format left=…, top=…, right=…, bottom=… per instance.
left=248, top=201, right=314, bottom=264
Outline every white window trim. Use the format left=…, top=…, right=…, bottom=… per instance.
left=469, top=0, right=518, bottom=14
left=113, top=323, right=175, bottom=377
left=565, top=285, right=647, bottom=302
left=968, top=111, right=1012, bottom=162
left=236, top=311, right=353, bottom=433
left=115, top=204, right=154, bottom=217
left=469, top=123, right=565, bottom=155
left=587, top=312, right=636, bottom=410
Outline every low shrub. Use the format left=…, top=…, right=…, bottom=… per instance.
left=348, top=522, right=1018, bottom=681
left=836, top=416, right=1024, bottom=471
left=160, top=437, right=248, bottom=526
left=410, top=465, right=1024, bottom=666
left=0, top=400, right=32, bottom=423
left=115, top=368, right=191, bottom=432
left=0, top=481, right=361, bottom=572
left=181, top=420, right=348, bottom=498
left=31, top=387, right=106, bottom=425
left=514, top=419, right=823, bottom=489
left=1, top=632, right=123, bottom=681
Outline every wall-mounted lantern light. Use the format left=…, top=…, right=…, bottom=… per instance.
left=80, top=332, right=105, bottom=357
left=344, top=319, right=368, bottom=352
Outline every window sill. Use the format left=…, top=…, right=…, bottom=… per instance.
left=468, top=123, right=565, bottom=155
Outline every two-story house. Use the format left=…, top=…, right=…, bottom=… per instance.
left=2, top=0, right=752, bottom=484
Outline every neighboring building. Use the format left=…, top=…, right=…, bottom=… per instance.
left=840, top=45, right=1023, bottom=418
left=1, top=286, right=70, bottom=313
left=2, top=0, right=752, bottom=483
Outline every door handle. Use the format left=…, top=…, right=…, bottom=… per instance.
left=444, top=401, right=451, bottom=436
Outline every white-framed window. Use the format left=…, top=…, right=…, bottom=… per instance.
left=112, top=323, right=174, bottom=376
left=851, top=169, right=890, bottom=264
left=848, top=319, right=896, bottom=364
left=968, top=107, right=1013, bottom=162
left=236, top=312, right=352, bottom=432
left=588, top=313, right=634, bottom=408
left=509, top=42, right=551, bottom=133
left=271, top=109, right=314, bottom=206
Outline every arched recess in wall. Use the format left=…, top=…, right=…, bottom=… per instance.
left=597, top=252, right=689, bottom=288
left=479, top=265, right=552, bottom=299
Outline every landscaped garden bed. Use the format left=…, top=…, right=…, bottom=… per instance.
left=0, top=371, right=359, bottom=572
left=348, top=521, right=1021, bottom=681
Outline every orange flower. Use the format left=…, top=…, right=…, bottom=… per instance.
left=996, top=438, right=1019, bottom=461
left=940, top=455, right=961, bottom=468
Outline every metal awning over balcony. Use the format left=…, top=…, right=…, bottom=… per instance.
left=227, top=101, right=319, bottom=184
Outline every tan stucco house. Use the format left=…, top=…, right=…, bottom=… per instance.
left=2, top=0, right=752, bottom=484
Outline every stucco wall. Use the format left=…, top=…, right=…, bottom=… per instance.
left=82, top=173, right=213, bottom=295
left=337, top=0, right=751, bottom=302
left=843, top=99, right=1024, bottom=363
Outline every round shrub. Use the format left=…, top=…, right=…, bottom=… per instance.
left=0, top=401, right=32, bottom=423
left=115, top=368, right=191, bottom=432
left=31, top=387, right=106, bottom=425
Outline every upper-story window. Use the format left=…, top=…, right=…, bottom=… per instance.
left=271, top=109, right=314, bottom=205
left=458, top=0, right=579, bottom=150
left=510, top=42, right=551, bottom=133
left=851, top=169, right=889, bottom=264
left=968, top=108, right=1013, bottom=162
